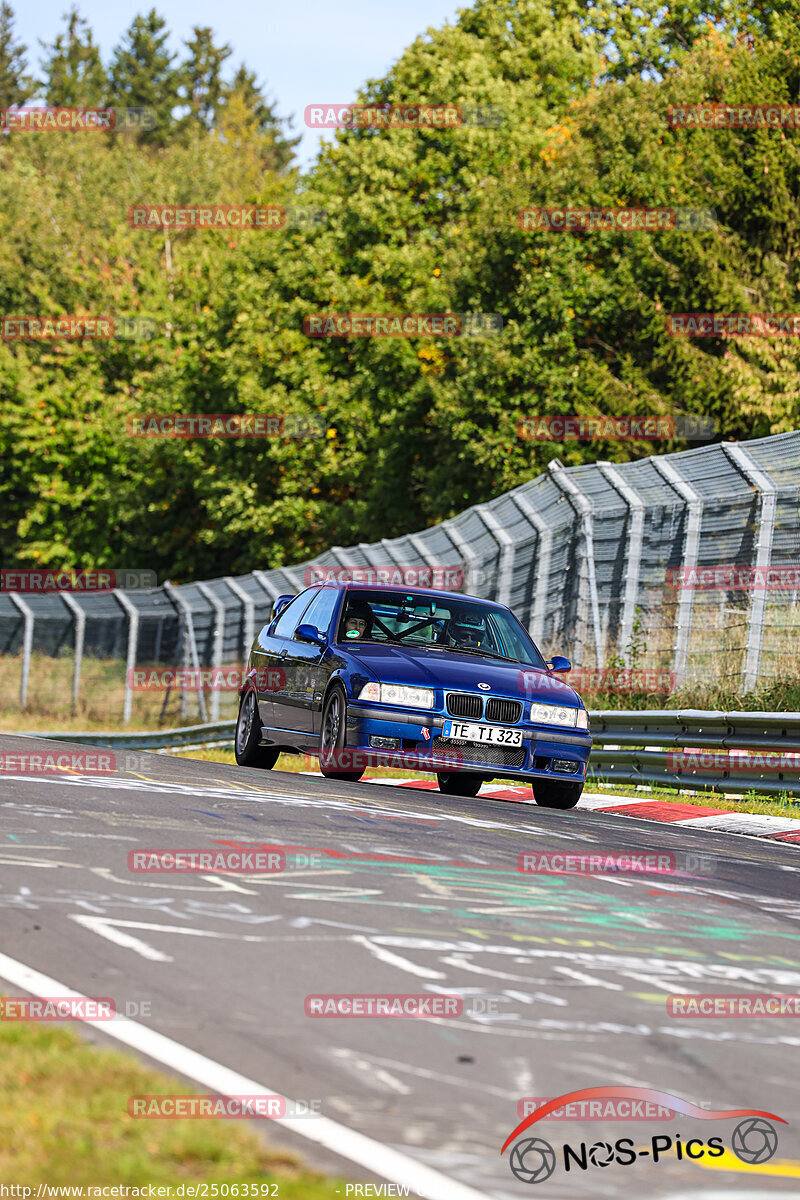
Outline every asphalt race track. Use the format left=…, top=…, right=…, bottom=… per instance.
left=1, top=733, right=799, bottom=1199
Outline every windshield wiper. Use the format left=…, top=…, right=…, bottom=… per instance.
left=449, top=647, right=520, bottom=662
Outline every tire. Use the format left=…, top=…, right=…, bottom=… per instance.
left=437, top=771, right=484, bottom=797
left=531, top=780, right=583, bottom=809
left=319, top=685, right=364, bottom=781
left=235, top=689, right=280, bottom=769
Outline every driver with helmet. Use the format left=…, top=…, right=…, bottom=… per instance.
left=343, top=595, right=374, bottom=639
left=445, top=607, right=485, bottom=650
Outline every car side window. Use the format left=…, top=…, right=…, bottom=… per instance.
left=296, top=587, right=338, bottom=638
left=273, top=589, right=318, bottom=638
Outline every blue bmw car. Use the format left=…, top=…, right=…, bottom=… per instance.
left=235, top=581, right=591, bottom=808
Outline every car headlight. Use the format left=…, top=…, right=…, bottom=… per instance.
left=530, top=701, right=587, bottom=729
left=358, top=682, right=434, bottom=710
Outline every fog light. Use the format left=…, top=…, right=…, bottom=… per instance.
left=552, top=758, right=579, bottom=774
left=369, top=736, right=400, bottom=749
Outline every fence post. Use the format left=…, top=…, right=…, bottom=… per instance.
left=722, top=443, right=777, bottom=691
left=163, top=582, right=208, bottom=723
left=60, top=592, right=85, bottom=716
left=196, top=583, right=225, bottom=720
left=8, top=593, right=33, bottom=709
left=652, top=456, right=703, bottom=687
left=441, top=518, right=480, bottom=594
left=225, top=577, right=255, bottom=665
left=510, top=490, right=553, bottom=648
left=548, top=462, right=604, bottom=669
left=598, top=463, right=645, bottom=666
left=474, top=504, right=516, bottom=606
left=112, top=590, right=139, bottom=725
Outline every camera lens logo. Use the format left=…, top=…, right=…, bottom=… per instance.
left=732, top=1118, right=779, bottom=1164
left=588, top=1140, right=614, bottom=1167
left=509, top=1137, right=556, bottom=1184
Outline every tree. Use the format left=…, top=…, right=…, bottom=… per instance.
left=217, top=64, right=299, bottom=172
left=178, top=25, right=231, bottom=131
left=108, top=9, right=179, bottom=143
left=40, top=6, right=107, bottom=107
left=0, top=2, right=36, bottom=109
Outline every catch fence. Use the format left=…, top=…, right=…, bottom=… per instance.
left=1, top=431, right=798, bottom=723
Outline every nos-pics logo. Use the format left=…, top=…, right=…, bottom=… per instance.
left=501, top=1087, right=786, bottom=1184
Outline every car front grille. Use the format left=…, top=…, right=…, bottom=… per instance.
left=446, top=692, right=483, bottom=720
left=485, top=698, right=522, bottom=724
left=432, top=736, right=526, bottom=769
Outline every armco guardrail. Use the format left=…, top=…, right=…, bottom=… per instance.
left=9, top=722, right=236, bottom=752
left=11, top=710, right=800, bottom=797
left=589, top=709, right=800, bottom=796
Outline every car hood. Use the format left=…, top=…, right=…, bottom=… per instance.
left=345, top=644, right=583, bottom=706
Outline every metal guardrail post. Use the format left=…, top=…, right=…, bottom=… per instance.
left=60, top=592, right=85, bottom=716
left=722, top=443, right=778, bottom=692
left=548, top=463, right=604, bottom=669
left=196, top=583, right=225, bottom=721
left=163, top=582, right=208, bottom=724
left=474, top=504, right=515, bottom=606
left=652, top=457, right=703, bottom=686
left=509, top=490, right=553, bottom=648
left=112, top=589, right=139, bottom=726
left=8, top=593, right=33, bottom=709
left=441, top=518, right=480, bottom=595
left=225, top=577, right=255, bottom=665
left=598, top=463, right=645, bottom=666
left=252, top=569, right=279, bottom=601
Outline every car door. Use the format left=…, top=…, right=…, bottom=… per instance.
left=257, top=589, right=317, bottom=732
left=269, top=588, right=320, bottom=733
left=289, top=586, right=342, bottom=735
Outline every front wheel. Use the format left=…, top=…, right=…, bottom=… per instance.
left=235, top=690, right=280, bottom=769
left=437, top=772, right=484, bottom=797
left=531, top=781, right=583, bottom=809
left=319, top=686, right=364, bottom=781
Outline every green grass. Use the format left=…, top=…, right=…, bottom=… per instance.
left=0, top=1013, right=340, bottom=1194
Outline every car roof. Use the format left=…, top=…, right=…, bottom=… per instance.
left=312, top=579, right=506, bottom=610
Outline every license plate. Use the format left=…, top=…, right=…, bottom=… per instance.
left=442, top=720, right=523, bottom=747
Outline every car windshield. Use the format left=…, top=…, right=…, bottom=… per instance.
left=336, top=589, right=546, bottom=667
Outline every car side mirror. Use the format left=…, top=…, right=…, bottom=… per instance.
left=295, top=623, right=326, bottom=647
left=546, top=655, right=571, bottom=673
left=271, top=594, right=294, bottom=623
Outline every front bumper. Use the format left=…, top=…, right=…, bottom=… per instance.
left=348, top=701, right=592, bottom=782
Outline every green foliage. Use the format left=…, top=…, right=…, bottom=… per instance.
left=1, top=0, right=799, bottom=582
left=0, top=0, right=36, bottom=107
left=40, top=6, right=107, bottom=107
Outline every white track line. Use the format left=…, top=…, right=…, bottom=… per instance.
left=0, top=951, right=489, bottom=1200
